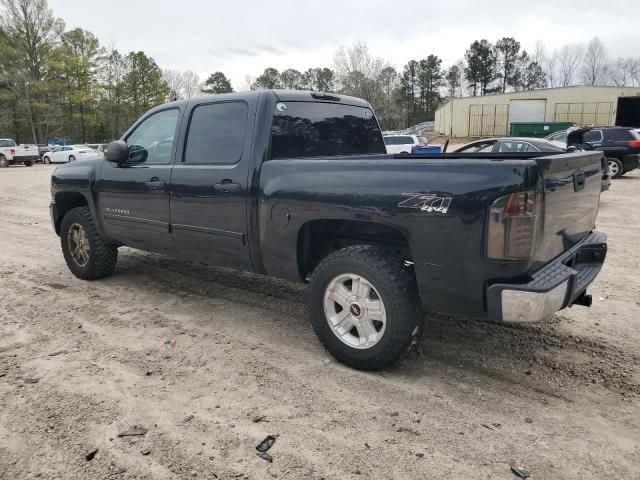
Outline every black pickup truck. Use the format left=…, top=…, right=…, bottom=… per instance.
left=50, top=90, right=607, bottom=370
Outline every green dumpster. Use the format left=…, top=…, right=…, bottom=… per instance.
left=509, top=122, right=574, bottom=138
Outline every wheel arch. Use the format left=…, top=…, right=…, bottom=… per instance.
left=53, top=191, right=90, bottom=235
left=296, top=219, right=413, bottom=281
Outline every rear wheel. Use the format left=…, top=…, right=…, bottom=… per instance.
left=24, top=161, right=33, bottom=167
left=69, top=155, right=76, bottom=162
left=0, top=155, right=8, bottom=168
left=607, top=158, right=623, bottom=178
left=60, top=206, right=118, bottom=280
left=308, top=245, right=423, bottom=370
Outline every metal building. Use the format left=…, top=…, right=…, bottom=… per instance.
left=435, top=86, right=640, bottom=138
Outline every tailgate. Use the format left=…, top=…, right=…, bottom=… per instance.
left=534, top=151, right=603, bottom=263
left=14, top=145, right=38, bottom=157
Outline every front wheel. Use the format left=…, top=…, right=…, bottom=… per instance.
left=60, top=206, right=118, bottom=280
left=607, top=158, right=623, bottom=179
left=0, top=156, right=8, bottom=168
left=43, top=156, right=51, bottom=164
left=308, top=245, right=423, bottom=370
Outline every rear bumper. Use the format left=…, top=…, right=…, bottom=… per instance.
left=486, top=231, right=607, bottom=323
left=11, top=155, right=39, bottom=163
left=622, top=154, right=639, bottom=172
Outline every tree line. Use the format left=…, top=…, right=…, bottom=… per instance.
left=2, top=0, right=639, bottom=143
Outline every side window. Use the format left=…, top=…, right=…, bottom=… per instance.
left=525, top=143, right=540, bottom=152
left=461, top=141, right=494, bottom=152
left=583, top=130, right=603, bottom=143
left=606, top=129, right=633, bottom=142
left=184, top=102, right=248, bottom=164
left=498, top=141, right=536, bottom=153
left=126, top=108, right=179, bottom=165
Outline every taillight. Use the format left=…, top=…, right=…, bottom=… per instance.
left=628, top=140, right=640, bottom=148
left=79, top=150, right=87, bottom=154
left=487, top=188, right=539, bottom=260
left=10, top=148, right=15, bottom=155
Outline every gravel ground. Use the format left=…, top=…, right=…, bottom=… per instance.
left=1, top=164, right=639, bottom=480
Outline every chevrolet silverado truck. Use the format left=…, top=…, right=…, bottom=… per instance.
left=0, top=139, right=39, bottom=167
left=49, top=90, right=607, bottom=370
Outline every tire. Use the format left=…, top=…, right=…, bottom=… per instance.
left=69, top=155, right=76, bottom=162
left=0, top=156, right=8, bottom=168
left=24, top=161, right=33, bottom=167
left=60, top=206, right=118, bottom=280
left=607, top=158, right=623, bottom=179
left=308, top=245, right=423, bottom=370
left=43, top=156, right=51, bottom=164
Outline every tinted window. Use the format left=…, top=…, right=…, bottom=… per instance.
left=583, top=130, right=603, bottom=143
left=497, top=141, right=536, bottom=153
left=459, top=141, right=495, bottom=153
left=184, top=102, right=248, bottom=164
left=383, top=136, right=396, bottom=145
left=126, top=108, right=179, bottom=164
left=270, top=102, right=385, bottom=159
left=605, top=129, right=634, bottom=142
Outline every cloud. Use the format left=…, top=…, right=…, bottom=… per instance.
left=48, top=0, right=640, bottom=90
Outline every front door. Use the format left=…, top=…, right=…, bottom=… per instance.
left=170, top=100, right=253, bottom=270
left=97, top=107, right=180, bottom=254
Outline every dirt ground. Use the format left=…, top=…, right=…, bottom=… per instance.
left=1, top=164, right=639, bottom=480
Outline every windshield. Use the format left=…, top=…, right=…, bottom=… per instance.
left=0, top=139, right=17, bottom=148
left=270, top=102, right=385, bottom=159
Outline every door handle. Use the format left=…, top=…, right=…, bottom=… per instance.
left=145, top=177, right=165, bottom=190
left=214, top=180, right=241, bottom=195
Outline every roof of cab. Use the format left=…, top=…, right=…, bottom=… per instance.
left=158, top=90, right=371, bottom=110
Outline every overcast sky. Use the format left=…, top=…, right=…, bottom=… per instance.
left=50, top=0, right=640, bottom=90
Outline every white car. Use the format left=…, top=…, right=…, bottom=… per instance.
left=382, top=134, right=427, bottom=154
left=42, top=145, right=96, bottom=164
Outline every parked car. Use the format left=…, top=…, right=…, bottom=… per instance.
left=0, top=138, right=39, bottom=167
left=383, top=134, right=428, bottom=154
left=95, top=144, right=109, bottom=157
left=50, top=90, right=607, bottom=370
left=546, top=126, right=640, bottom=178
left=37, top=144, right=51, bottom=161
left=43, top=145, right=97, bottom=164
left=453, top=137, right=565, bottom=153
left=454, top=137, right=610, bottom=191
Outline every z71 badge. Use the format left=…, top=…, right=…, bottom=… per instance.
left=398, top=193, right=452, bottom=214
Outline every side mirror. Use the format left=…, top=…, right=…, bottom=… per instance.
left=104, top=140, right=129, bottom=163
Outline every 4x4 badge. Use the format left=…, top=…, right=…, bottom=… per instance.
left=398, top=193, right=452, bottom=214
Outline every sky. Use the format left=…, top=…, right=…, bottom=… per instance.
left=49, top=0, right=640, bottom=90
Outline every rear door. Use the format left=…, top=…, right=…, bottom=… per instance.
left=170, top=100, right=254, bottom=270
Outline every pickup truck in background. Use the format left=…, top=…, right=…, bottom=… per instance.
left=49, top=90, right=607, bottom=370
left=0, top=139, right=40, bottom=167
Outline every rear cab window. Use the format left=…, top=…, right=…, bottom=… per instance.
left=270, top=102, right=385, bottom=159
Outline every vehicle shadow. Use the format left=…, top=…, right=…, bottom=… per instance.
left=118, top=250, right=639, bottom=397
